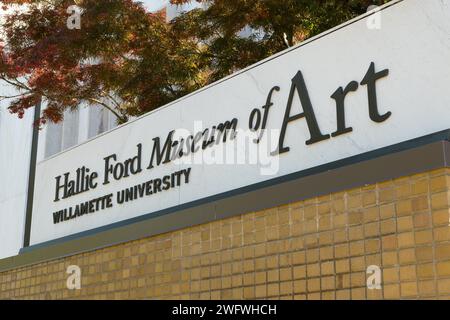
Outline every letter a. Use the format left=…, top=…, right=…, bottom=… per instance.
left=273, top=70, right=330, bottom=155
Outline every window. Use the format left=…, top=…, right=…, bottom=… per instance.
left=88, top=106, right=117, bottom=139
left=43, top=106, right=117, bottom=159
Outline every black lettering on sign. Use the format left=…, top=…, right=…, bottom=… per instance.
left=273, top=62, right=391, bottom=155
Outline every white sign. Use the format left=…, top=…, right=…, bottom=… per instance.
left=30, top=0, right=450, bottom=245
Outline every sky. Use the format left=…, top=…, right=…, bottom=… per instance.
left=0, top=1, right=169, bottom=16
left=140, top=0, right=169, bottom=12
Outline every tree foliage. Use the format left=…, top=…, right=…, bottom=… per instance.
left=172, top=0, right=389, bottom=82
left=0, top=0, right=389, bottom=125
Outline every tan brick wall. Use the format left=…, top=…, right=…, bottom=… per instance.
left=1, top=168, right=449, bottom=300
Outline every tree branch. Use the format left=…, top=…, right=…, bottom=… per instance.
left=87, top=97, right=127, bottom=123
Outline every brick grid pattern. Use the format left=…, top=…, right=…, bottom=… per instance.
left=0, top=169, right=449, bottom=300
